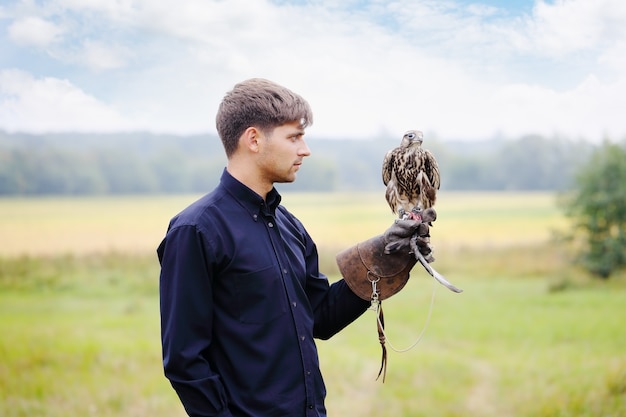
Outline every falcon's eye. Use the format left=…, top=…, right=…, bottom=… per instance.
left=407, top=133, right=415, bottom=139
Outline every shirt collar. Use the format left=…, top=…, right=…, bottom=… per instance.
left=220, top=169, right=282, bottom=217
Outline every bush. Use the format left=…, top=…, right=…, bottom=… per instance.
left=559, top=140, right=626, bottom=278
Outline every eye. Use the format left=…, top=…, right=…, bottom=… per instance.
left=407, top=133, right=415, bottom=139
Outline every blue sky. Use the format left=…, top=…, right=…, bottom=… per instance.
left=0, top=0, right=625, bottom=141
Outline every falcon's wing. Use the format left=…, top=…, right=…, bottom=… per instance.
left=423, top=149, right=441, bottom=191
left=382, top=149, right=394, bottom=186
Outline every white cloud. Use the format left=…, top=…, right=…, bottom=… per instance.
left=80, top=39, right=131, bottom=70
left=0, top=0, right=625, bottom=141
left=7, top=16, right=64, bottom=46
left=0, top=69, right=136, bottom=133
left=526, top=0, right=626, bottom=56
left=598, top=40, right=626, bottom=74
left=486, top=74, right=626, bottom=140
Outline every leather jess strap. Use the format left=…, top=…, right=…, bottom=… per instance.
left=376, top=306, right=387, bottom=382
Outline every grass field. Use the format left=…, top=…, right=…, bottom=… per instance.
left=0, top=191, right=567, bottom=256
left=0, top=192, right=624, bottom=417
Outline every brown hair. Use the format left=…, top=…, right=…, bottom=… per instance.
left=215, top=78, right=313, bottom=157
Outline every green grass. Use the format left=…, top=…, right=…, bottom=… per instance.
left=320, top=275, right=625, bottom=417
left=0, top=254, right=182, bottom=417
left=0, top=193, right=625, bottom=416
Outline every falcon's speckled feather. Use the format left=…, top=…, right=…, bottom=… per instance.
left=382, top=130, right=441, bottom=219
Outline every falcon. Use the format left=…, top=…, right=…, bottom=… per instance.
left=382, top=129, right=441, bottom=220
left=382, top=130, right=462, bottom=293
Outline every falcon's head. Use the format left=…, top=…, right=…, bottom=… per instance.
left=400, top=130, right=424, bottom=147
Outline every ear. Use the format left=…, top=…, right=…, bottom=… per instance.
left=241, top=126, right=262, bottom=153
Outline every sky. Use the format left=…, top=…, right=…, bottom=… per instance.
left=0, top=0, right=625, bottom=142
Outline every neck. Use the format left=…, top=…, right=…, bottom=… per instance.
left=227, top=159, right=272, bottom=199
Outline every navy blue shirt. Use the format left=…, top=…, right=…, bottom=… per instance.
left=158, top=170, right=369, bottom=417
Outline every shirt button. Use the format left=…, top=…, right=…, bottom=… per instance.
left=292, top=301, right=297, bottom=308
left=308, top=405, right=314, bottom=409
left=252, top=214, right=258, bottom=221
left=283, top=268, right=288, bottom=274
left=268, top=222, right=274, bottom=227
left=301, top=335, right=305, bottom=341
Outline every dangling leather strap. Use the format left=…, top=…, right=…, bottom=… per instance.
left=376, top=304, right=387, bottom=382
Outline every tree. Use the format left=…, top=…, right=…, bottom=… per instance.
left=560, top=140, right=626, bottom=278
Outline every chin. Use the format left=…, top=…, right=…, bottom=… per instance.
left=274, top=175, right=296, bottom=184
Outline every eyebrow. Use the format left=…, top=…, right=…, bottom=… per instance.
left=289, top=129, right=305, bottom=137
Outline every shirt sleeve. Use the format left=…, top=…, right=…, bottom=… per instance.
left=301, top=231, right=370, bottom=340
left=312, top=277, right=371, bottom=340
left=158, top=224, right=233, bottom=417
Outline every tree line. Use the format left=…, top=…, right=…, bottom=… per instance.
left=0, top=130, right=608, bottom=195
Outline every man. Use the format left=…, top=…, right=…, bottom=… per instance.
left=158, top=78, right=424, bottom=416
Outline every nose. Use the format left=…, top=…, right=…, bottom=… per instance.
left=299, top=138, right=311, bottom=157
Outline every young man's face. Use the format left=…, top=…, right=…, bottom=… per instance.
left=257, top=121, right=311, bottom=184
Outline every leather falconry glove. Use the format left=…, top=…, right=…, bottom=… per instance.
left=336, top=209, right=436, bottom=382
left=383, top=210, right=435, bottom=262
left=337, top=208, right=437, bottom=303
